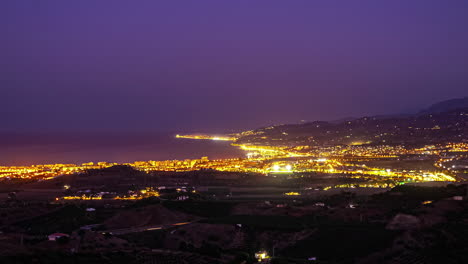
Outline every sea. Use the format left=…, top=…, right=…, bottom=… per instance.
left=0, top=132, right=244, bottom=166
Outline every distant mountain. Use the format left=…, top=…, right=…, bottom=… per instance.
left=327, top=97, right=468, bottom=124
left=419, top=97, right=468, bottom=114
left=354, top=96, right=468, bottom=121
left=236, top=96, right=468, bottom=147
left=236, top=107, right=468, bottom=146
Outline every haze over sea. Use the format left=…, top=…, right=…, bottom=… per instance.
left=0, top=132, right=244, bottom=166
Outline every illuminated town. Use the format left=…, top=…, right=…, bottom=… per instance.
left=2, top=138, right=466, bottom=184
left=1, top=130, right=467, bottom=263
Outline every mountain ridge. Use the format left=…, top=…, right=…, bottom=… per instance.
left=236, top=100, right=468, bottom=146
left=419, top=97, right=468, bottom=115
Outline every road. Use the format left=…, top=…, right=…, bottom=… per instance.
left=103, top=221, right=193, bottom=235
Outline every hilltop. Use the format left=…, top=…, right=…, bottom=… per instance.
left=236, top=97, right=468, bottom=146
left=21, top=165, right=150, bottom=191
left=419, top=97, right=468, bottom=114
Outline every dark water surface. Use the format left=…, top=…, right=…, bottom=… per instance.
left=0, top=132, right=244, bottom=166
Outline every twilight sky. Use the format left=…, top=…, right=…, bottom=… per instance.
left=2, top=0, right=468, bottom=133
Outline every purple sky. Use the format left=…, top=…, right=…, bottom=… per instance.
left=2, top=0, right=468, bottom=133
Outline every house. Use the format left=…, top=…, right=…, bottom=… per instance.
left=177, top=195, right=189, bottom=201
left=48, top=233, right=69, bottom=241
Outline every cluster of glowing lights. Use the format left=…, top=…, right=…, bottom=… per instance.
left=255, top=251, right=270, bottom=261
left=284, top=192, right=300, bottom=196
left=175, top=134, right=236, bottom=141
left=270, top=164, right=293, bottom=173
left=60, top=195, right=102, bottom=200
left=322, top=183, right=397, bottom=190
left=59, top=187, right=160, bottom=201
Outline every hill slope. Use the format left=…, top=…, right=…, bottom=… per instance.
left=420, top=97, right=468, bottom=114
left=236, top=107, right=468, bottom=146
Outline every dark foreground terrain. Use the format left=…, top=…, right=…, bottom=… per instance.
left=0, top=167, right=467, bottom=264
